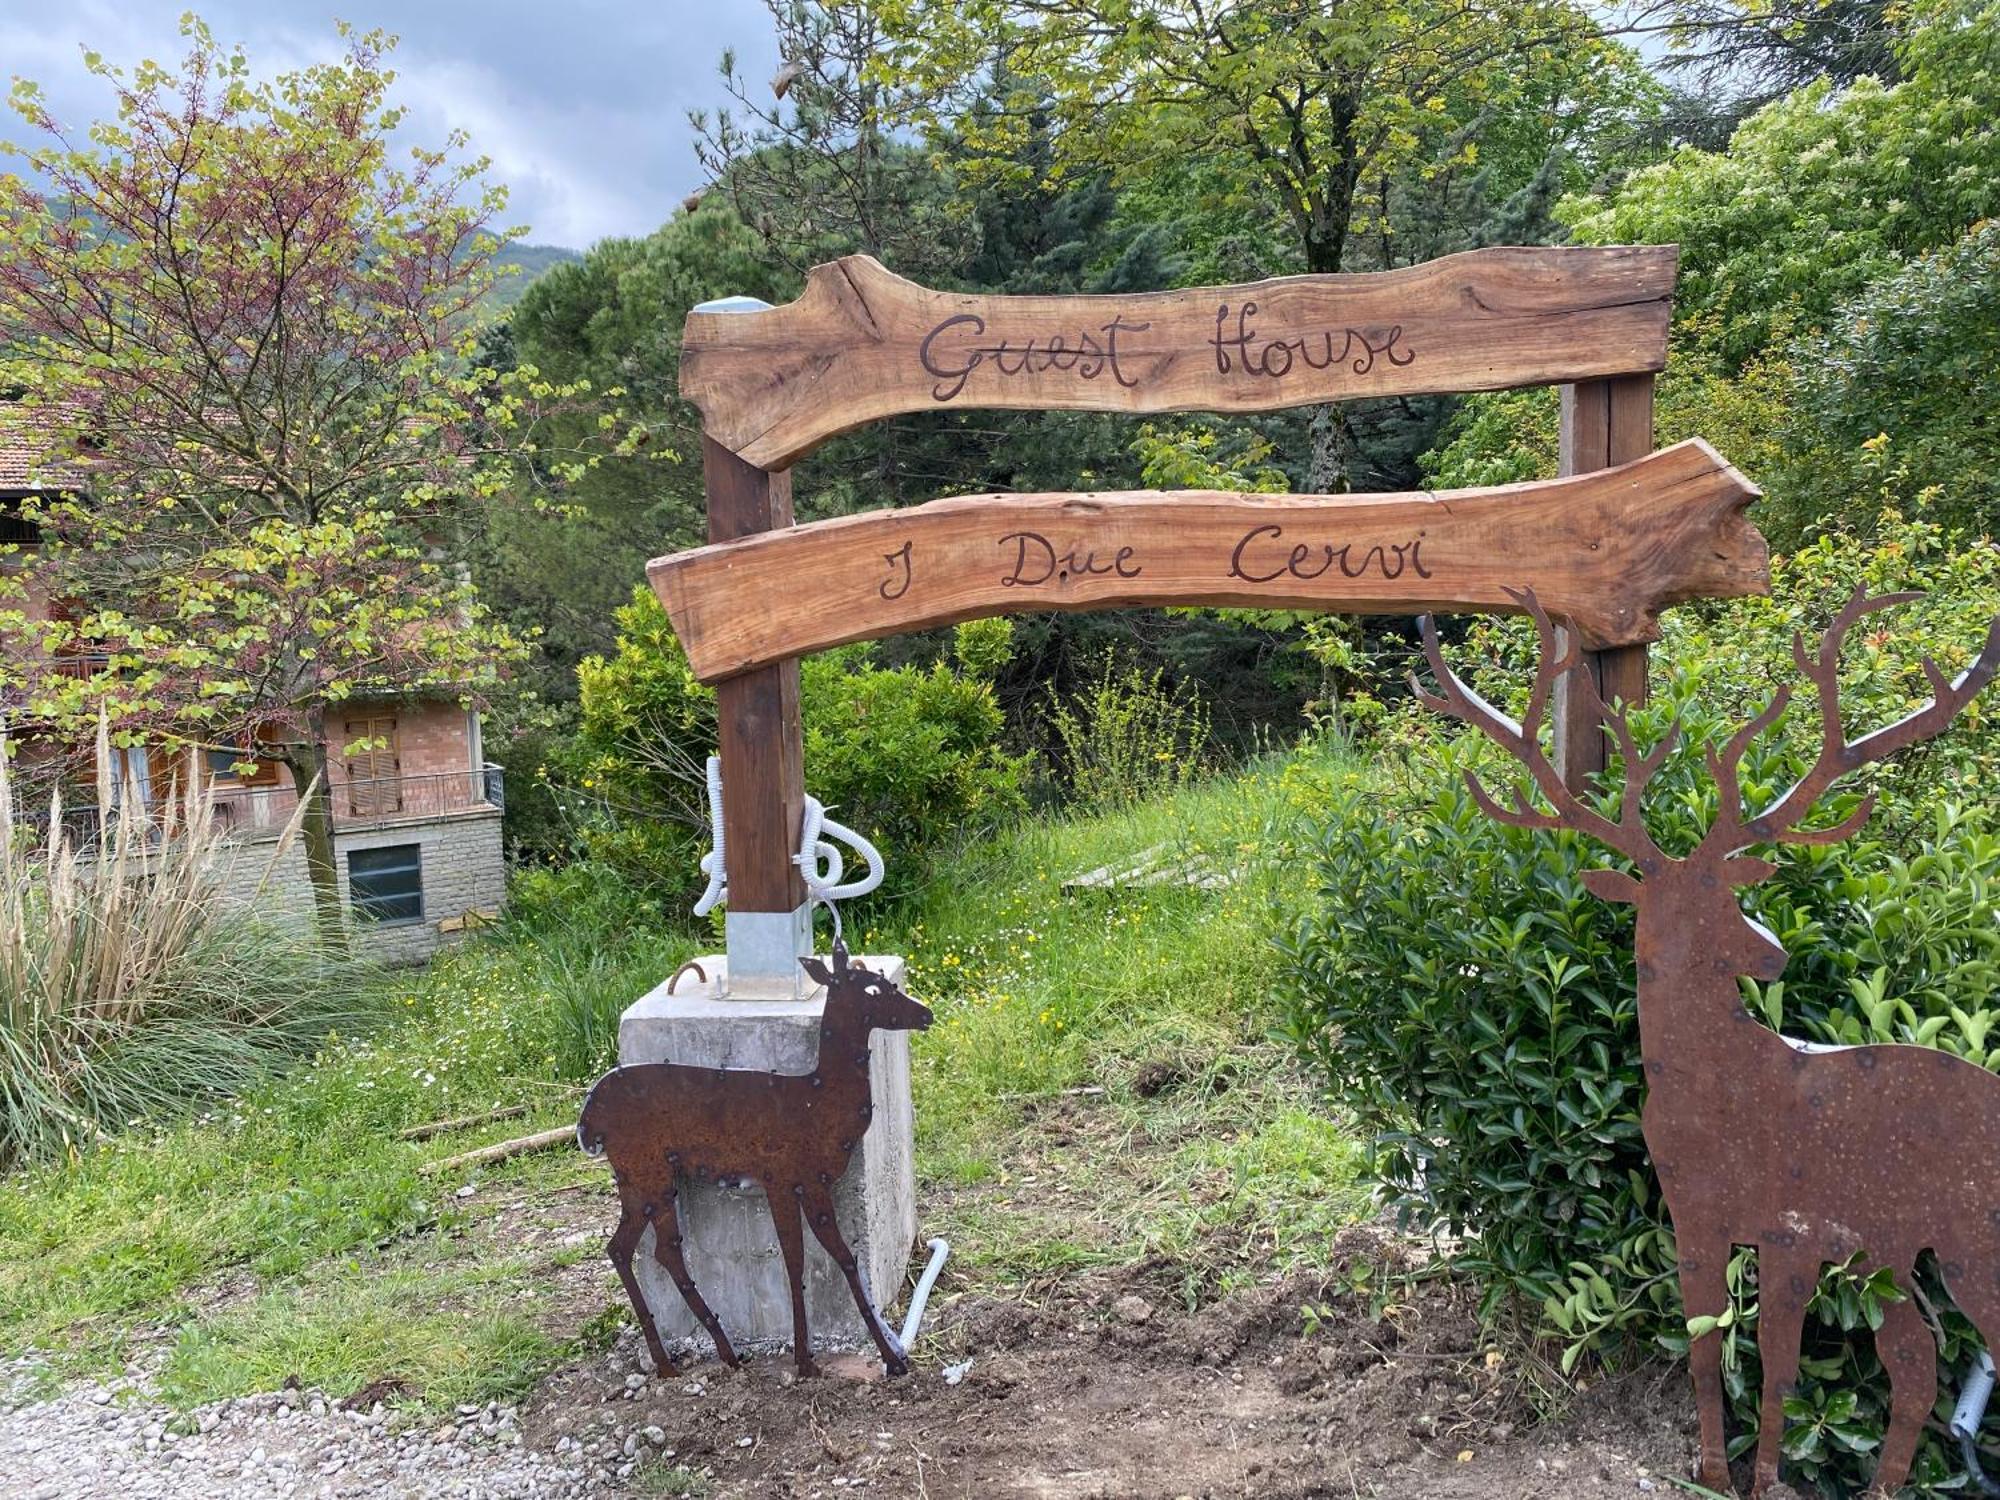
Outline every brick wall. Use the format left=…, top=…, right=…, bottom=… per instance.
left=219, top=808, right=505, bottom=965
left=324, top=699, right=479, bottom=806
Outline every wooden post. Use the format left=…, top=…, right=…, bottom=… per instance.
left=1555, top=374, right=1656, bottom=788
left=704, top=435, right=808, bottom=985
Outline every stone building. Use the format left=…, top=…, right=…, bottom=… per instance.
left=1, top=416, right=505, bottom=964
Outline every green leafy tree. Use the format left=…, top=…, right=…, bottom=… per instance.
left=1430, top=0, right=2000, bottom=537
left=1645, top=0, right=1910, bottom=112
left=0, top=19, right=577, bottom=943
left=692, top=0, right=968, bottom=277
left=485, top=203, right=791, bottom=704
left=874, top=0, right=1653, bottom=487
left=1775, top=220, right=2000, bottom=541
left=1560, top=0, right=2000, bottom=368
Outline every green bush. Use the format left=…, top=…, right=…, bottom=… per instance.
left=1557, top=0, right=2000, bottom=369
left=1279, top=510, right=2000, bottom=1494
left=1422, top=326, right=1796, bottom=502
left=1429, top=1, right=2000, bottom=548
left=565, top=588, right=1032, bottom=897
left=1044, top=651, right=1212, bottom=810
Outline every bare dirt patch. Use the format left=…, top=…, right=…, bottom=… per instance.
left=7, top=1081, right=1733, bottom=1497
left=521, top=1227, right=1707, bottom=1499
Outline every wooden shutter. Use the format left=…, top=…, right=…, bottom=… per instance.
left=344, top=717, right=402, bottom=815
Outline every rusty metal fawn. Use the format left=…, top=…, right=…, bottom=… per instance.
left=1417, top=585, right=2000, bottom=1499
left=578, top=942, right=933, bottom=1377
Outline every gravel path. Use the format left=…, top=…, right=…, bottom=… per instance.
left=0, top=1354, right=706, bottom=1500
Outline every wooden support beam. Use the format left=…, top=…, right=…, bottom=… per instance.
left=1555, top=374, right=1659, bottom=789
left=703, top=437, right=807, bottom=915
left=651, top=440, right=1764, bottom=684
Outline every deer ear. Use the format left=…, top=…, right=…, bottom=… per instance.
left=799, top=956, right=833, bottom=986
left=1725, top=855, right=1779, bottom=886
left=1580, top=868, right=1642, bottom=904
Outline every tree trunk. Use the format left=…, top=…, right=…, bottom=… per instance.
left=1306, top=405, right=1356, bottom=493
left=284, top=724, right=347, bottom=955
left=1300, top=122, right=1361, bottom=493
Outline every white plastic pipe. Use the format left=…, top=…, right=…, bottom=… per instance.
left=693, top=761, right=885, bottom=915
left=899, top=1237, right=951, bottom=1349
left=691, top=754, right=728, bottom=917
left=799, top=795, right=884, bottom=903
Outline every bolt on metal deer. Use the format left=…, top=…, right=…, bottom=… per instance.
left=1418, top=585, right=2000, bottom=1499
left=578, top=942, right=932, bottom=1377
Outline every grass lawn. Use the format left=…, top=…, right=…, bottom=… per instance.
left=0, top=745, right=1376, bottom=1409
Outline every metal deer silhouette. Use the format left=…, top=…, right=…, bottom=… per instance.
left=578, top=943, right=932, bottom=1377
left=1418, top=586, right=2000, bottom=1498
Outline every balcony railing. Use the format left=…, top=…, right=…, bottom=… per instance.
left=52, top=652, right=111, bottom=680
left=44, top=764, right=504, bottom=845
left=210, top=764, right=506, bottom=833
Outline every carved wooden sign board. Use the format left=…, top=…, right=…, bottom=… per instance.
left=652, top=439, right=1764, bottom=682
left=656, top=245, right=1770, bottom=683
left=679, top=246, right=1678, bottom=470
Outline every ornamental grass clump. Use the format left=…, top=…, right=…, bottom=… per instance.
left=0, top=723, right=375, bottom=1166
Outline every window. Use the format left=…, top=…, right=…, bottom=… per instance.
left=348, top=844, right=423, bottom=925
left=344, top=716, right=401, bottom=815
left=204, top=746, right=281, bottom=787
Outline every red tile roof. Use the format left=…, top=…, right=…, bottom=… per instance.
left=0, top=425, right=36, bottom=490
left=0, top=402, right=87, bottom=492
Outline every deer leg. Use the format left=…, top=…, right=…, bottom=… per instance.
left=647, top=1187, right=738, bottom=1369
left=607, top=1195, right=676, bottom=1376
left=763, top=1181, right=820, bottom=1377
left=1867, top=1267, right=1935, bottom=1497
left=1749, top=1246, right=1816, bottom=1497
left=801, top=1184, right=909, bottom=1376
left=1677, top=1228, right=1736, bottom=1495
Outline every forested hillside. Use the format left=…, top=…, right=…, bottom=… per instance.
left=485, top=242, right=582, bottom=313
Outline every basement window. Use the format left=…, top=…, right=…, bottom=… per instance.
left=348, top=844, right=424, bottom=925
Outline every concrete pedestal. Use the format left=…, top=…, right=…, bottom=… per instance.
left=616, top=956, right=918, bottom=1356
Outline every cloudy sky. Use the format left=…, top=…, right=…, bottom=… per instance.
left=0, top=0, right=782, bottom=250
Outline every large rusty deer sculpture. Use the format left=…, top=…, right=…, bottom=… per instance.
left=578, top=943, right=932, bottom=1377
left=1418, top=586, right=2000, bottom=1498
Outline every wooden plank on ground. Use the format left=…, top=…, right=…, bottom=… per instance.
left=681, top=246, right=1680, bottom=469
left=649, top=438, right=1765, bottom=683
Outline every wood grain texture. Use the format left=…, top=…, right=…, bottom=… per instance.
left=703, top=439, right=807, bottom=913
left=1556, top=375, right=1657, bottom=787
left=681, top=246, right=1680, bottom=469
left=651, top=439, right=1765, bottom=684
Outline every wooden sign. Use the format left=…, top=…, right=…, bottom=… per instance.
left=680, top=246, right=1678, bottom=469
left=649, top=438, right=1764, bottom=683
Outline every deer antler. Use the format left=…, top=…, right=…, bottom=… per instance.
left=1705, top=585, right=2000, bottom=853
left=1414, top=588, right=1669, bottom=865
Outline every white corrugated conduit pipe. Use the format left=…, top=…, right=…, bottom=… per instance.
left=795, top=794, right=886, bottom=903
left=691, top=755, right=729, bottom=918
left=689, top=754, right=887, bottom=918
left=899, top=1237, right=952, bottom=1350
